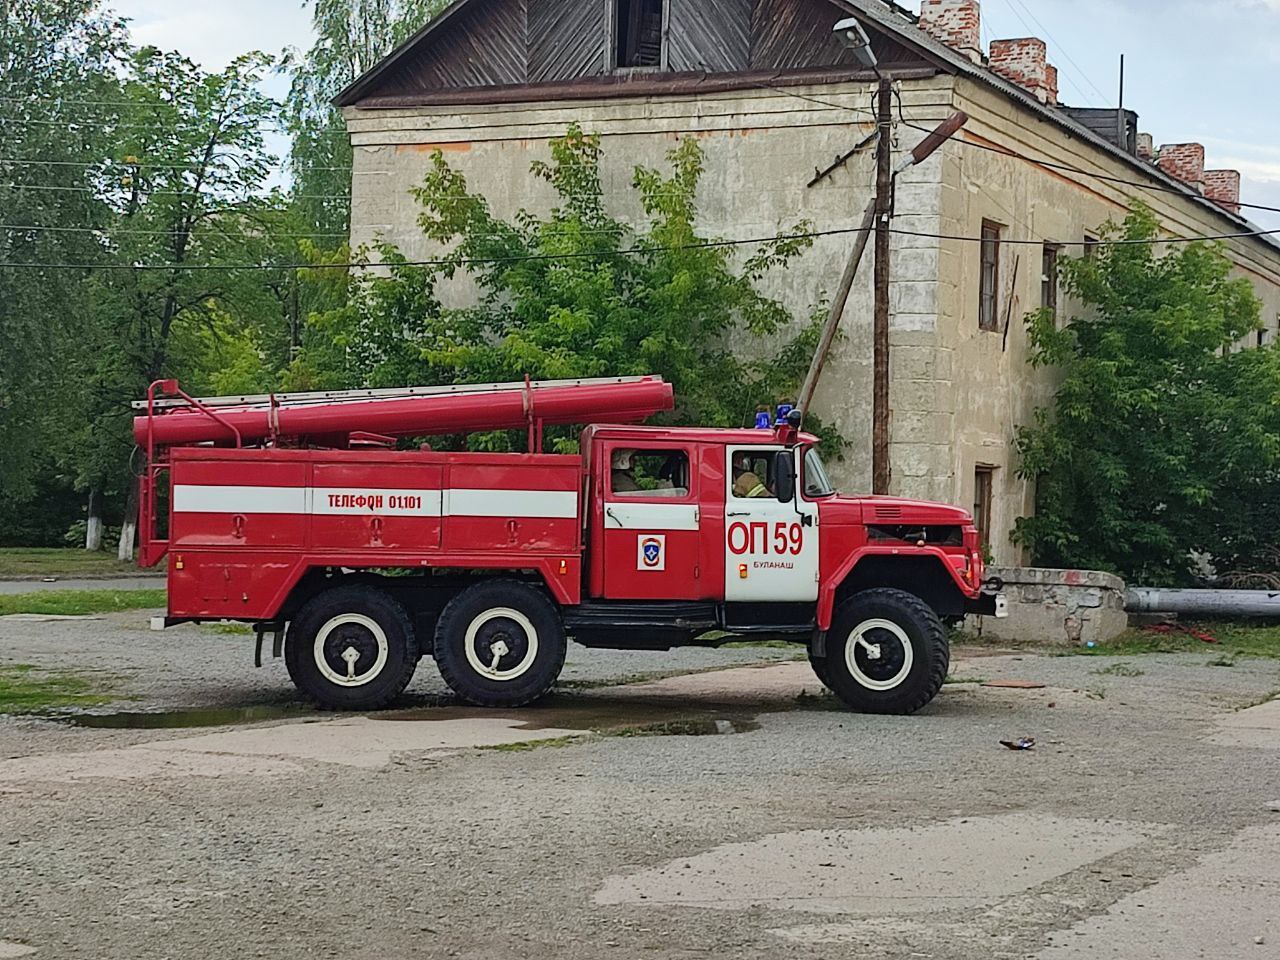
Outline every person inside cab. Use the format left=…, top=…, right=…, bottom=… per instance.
left=732, top=452, right=772, bottom=498
left=612, top=449, right=641, bottom=492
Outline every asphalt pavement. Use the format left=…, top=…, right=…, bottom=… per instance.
left=0, top=609, right=1277, bottom=960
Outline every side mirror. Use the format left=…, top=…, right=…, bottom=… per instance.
left=774, top=450, right=796, bottom=503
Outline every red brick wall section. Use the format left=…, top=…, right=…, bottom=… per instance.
left=918, top=0, right=983, bottom=64
left=989, top=37, right=1055, bottom=104
left=1204, top=169, right=1241, bottom=215
left=1044, top=63, right=1058, bottom=106
left=1157, top=143, right=1206, bottom=192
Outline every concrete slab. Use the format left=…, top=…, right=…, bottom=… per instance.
left=1037, top=825, right=1280, bottom=959
left=155, top=716, right=583, bottom=769
left=595, top=813, right=1154, bottom=915
left=0, top=715, right=580, bottom=783
left=0, top=942, right=37, bottom=959
left=1208, top=697, right=1280, bottom=750
left=599, top=661, right=828, bottom=706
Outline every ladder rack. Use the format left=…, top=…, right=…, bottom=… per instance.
left=131, top=376, right=656, bottom=412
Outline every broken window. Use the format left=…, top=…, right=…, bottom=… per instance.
left=1041, top=243, right=1060, bottom=318
left=613, top=0, right=665, bottom=69
left=973, top=466, right=995, bottom=554
left=979, top=220, right=1002, bottom=332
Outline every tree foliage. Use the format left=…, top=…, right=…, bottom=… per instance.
left=299, top=126, right=834, bottom=452
left=1013, top=203, right=1278, bottom=584
left=0, top=0, right=128, bottom=506
left=282, top=0, right=448, bottom=239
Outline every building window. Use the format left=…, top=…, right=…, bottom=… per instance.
left=611, top=0, right=665, bottom=70
left=973, top=466, right=995, bottom=554
left=1083, top=233, right=1099, bottom=259
left=610, top=448, right=689, bottom=498
left=1041, top=243, right=1060, bottom=317
left=979, top=220, right=1002, bottom=332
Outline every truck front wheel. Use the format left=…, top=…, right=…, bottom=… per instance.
left=285, top=585, right=420, bottom=710
left=814, top=588, right=949, bottom=715
left=433, top=580, right=567, bottom=708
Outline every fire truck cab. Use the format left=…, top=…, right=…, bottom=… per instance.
left=135, top=376, right=1004, bottom=716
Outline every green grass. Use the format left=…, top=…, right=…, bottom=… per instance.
left=944, top=675, right=988, bottom=685
left=1091, top=663, right=1145, bottom=677
left=0, top=548, right=138, bottom=578
left=477, top=735, right=588, bottom=753
left=0, top=589, right=167, bottom=617
left=1067, top=622, right=1280, bottom=660
left=0, top=664, right=113, bottom=712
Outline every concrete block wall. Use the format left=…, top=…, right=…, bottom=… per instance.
left=967, top=566, right=1129, bottom=645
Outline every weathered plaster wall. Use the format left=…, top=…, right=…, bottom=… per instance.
left=343, top=77, right=957, bottom=497
left=343, top=73, right=1280, bottom=565
left=933, top=77, right=1280, bottom=563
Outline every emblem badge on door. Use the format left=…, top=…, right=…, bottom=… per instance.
left=638, top=535, right=666, bottom=571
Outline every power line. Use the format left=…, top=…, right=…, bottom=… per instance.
left=1004, top=0, right=1111, bottom=104
left=775, top=83, right=1280, bottom=219
left=2, top=223, right=1277, bottom=272
left=0, top=223, right=349, bottom=237
left=0, top=156, right=352, bottom=173
left=0, top=182, right=350, bottom=201
left=991, top=0, right=1092, bottom=106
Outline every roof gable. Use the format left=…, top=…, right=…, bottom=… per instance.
left=335, top=0, right=950, bottom=107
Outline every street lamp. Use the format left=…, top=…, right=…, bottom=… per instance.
left=832, top=16, right=880, bottom=75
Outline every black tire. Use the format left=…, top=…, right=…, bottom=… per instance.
left=809, top=649, right=835, bottom=689
left=433, top=580, right=566, bottom=708
left=820, top=588, right=949, bottom=715
left=285, top=585, right=419, bottom=710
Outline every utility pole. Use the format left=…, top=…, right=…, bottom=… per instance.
left=802, top=20, right=968, bottom=495
left=872, top=76, right=893, bottom=495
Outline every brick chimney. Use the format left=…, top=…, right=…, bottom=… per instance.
left=989, top=37, right=1058, bottom=105
left=1204, top=169, right=1242, bottom=215
left=918, top=0, right=983, bottom=65
left=1136, top=132, right=1155, bottom=160
left=1157, top=143, right=1205, bottom=193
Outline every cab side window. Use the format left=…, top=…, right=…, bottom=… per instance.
left=610, top=449, right=691, bottom=498
left=730, top=451, right=774, bottom=499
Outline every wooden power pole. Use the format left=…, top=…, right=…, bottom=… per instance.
left=872, top=77, right=894, bottom=496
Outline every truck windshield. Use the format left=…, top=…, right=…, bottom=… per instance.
left=803, top=447, right=836, bottom=497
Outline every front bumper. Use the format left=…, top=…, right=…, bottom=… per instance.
left=964, top=580, right=1009, bottom=618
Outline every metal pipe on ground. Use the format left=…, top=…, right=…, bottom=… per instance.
left=1126, top=588, right=1280, bottom=618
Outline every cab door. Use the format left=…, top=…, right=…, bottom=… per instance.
left=723, top=446, right=819, bottom=602
left=598, top=442, right=706, bottom=600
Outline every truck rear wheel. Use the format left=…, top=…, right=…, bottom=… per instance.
left=285, top=585, right=419, bottom=710
left=813, top=588, right=949, bottom=715
left=433, top=580, right=566, bottom=708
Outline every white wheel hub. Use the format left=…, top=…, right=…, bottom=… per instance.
left=464, top=608, right=539, bottom=682
left=845, top=618, right=914, bottom=691
left=313, top=614, right=390, bottom=688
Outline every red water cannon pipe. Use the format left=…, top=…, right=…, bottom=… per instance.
left=133, top=377, right=675, bottom=448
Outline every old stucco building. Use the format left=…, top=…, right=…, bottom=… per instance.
left=337, top=0, right=1280, bottom=564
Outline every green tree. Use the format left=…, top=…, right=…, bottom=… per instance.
left=68, top=48, right=287, bottom=557
left=282, top=0, right=448, bottom=240
left=298, top=126, right=831, bottom=452
left=0, top=0, right=128, bottom=538
left=1013, top=203, right=1277, bottom=584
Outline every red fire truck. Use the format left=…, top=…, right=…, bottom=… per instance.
left=134, top=376, right=1004, bottom=715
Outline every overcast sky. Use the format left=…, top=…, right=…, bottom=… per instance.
left=108, top=0, right=1280, bottom=230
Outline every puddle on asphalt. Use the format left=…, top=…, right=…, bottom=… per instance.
left=45, top=693, right=776, bottom=738
left=50, top=704, right=320, bottom=729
